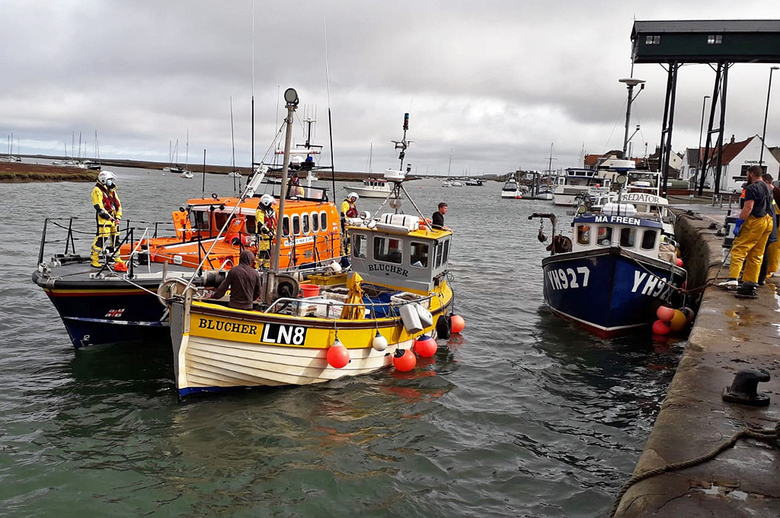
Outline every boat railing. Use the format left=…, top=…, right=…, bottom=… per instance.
left=36, top=216, right=185, bottom=267
left=263, top=291, right=434, bottom=318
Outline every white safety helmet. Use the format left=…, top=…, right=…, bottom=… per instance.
left=98, top=170, right=116, bottom=188
left=348, top=192, right=359, bottom=201
left=260, top=194, right=276, bottom=208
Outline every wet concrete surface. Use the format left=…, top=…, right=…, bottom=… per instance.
left=614, top=195, right=780, bottom=517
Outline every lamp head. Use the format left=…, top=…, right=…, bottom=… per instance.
left=619, top=77, right=646, bottom=88
left=284, top=88, right=299, bottom=106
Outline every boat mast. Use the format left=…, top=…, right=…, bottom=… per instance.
left=392, top=113, right=410, bottom=171
left=270, top=88, right=299, bottom=272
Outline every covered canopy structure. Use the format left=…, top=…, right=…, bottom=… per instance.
left=630, top=20, right=780, bottom=195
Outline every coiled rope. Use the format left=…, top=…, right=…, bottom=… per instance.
left=609, top=421, right=780, bottom=517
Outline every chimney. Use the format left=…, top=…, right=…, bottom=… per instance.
left=730, top=134, right=735, bottom=144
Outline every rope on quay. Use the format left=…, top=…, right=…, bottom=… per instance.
left=609, top=421, right=780, bottom=518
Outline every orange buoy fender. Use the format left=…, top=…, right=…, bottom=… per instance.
left=414, top=335, right=437, bottom=358
left=326, top=339, right=350, bottom=368
left=393, top=349, right=417, bottom=372
left=652, top=319, right=671, bottom=336
left=450, top=314, right=465, bottom=334
left=655, top=306, right=674, bottom=322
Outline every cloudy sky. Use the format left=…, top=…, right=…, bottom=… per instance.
left=1, top=1, right=778, bottom=176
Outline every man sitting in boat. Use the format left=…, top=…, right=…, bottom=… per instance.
left=90, top=170, right=126, bottom=271
left=287, top=172, right=305, bottom=199
left=254, top=194, right=276, bottom=269
left=210, top=250, right=262, bottom=310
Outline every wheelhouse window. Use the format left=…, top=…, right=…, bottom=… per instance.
left=411, top=241, right=429, bottom=268
left=214, top=212, right=229, bottom=233
left=320, top=212, right=328, bottom=231
left=311, top=212, right=319, bottom=232
left=620, top=227, right=636, bottom=247
left=292, top=215, right=300, bottom=235
left=641, top=229, right=657, bottom=250
left=352, top=234, right=367, bottom=258
left=707, top=34, right=723, bottom=45
left=374, top=237, right=403, bottom=264
left=191, top=210, right=209, bottom=230
left=302, top=213, right=310, bottom=234
left=597, top=227, right=613, bottom=246
left=576, top=225, right=591, bottom=245
left=645, top=35, right=661, bottom=45
left=282, top=216, right=290, bottom=237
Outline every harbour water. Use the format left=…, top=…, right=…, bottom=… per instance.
left=0, top=168, right=685, bottom=517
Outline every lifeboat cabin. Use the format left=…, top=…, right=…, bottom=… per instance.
left=125, top=184, right=342, bottom=271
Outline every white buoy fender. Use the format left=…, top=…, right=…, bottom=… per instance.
left=399, top=304, right=423, bottom=334
left=415, top=303, right=433, bottom=328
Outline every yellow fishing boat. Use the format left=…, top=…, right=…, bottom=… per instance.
left=163, top=97, right=456, bottom=395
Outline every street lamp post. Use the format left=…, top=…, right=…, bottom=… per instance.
left=696, top=95, right=710, bottom=187
left=759, top=66, right=780, bottom=170
left=619, top=77, right=646, bottom=159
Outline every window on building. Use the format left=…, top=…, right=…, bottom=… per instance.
left=645, top=35, right=661, bottom=45
left=707, top=34, right=722, bottom=45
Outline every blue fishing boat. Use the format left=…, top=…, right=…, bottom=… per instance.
left=529, top=198, right=686, bottom=337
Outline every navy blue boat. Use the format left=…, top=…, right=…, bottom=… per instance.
left=530, top=202, right=686, bottom=337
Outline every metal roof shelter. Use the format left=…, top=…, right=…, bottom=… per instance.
left=630, top=20, right=780, bottom=195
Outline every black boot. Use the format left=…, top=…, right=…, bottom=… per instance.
left=736, top=282, right=758, bottom=299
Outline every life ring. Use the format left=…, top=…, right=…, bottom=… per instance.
left=157, top=277, right=196, bottom=306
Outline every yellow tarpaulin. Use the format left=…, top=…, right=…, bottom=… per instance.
left=340, top=272, right=366, bottom=319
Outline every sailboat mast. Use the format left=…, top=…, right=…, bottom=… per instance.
left=547, top=143, right=553, bottom=183
left=270, top=88, right=299, bottom=272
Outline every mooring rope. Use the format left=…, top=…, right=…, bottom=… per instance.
left=609, top=421, right=780, bottom=518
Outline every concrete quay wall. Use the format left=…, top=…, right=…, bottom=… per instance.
left=614, top=209, right=780, bottom=517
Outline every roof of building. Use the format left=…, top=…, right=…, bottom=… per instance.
left=632, top=20, right=780, bottom=36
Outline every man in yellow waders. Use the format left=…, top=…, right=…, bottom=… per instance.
left=254, top=194, right=276, bottom=269
left=720, top=165, right=773, bottom=297
left=90, top=170, right=126, bottom=271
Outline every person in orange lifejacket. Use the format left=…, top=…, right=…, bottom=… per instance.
left=90, top=170, right=125, bottom=270
left=254, top=194, right=277, bottom=268
left=341, top=192, right=359, bottom=218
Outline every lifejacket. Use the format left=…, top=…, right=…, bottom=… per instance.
left=255, top=209, right=276, bottom=235
left=345, top=201, right=358, bottom=218
left=171, top=210, right=192, bottom=240
left=224, top=216, right=248, bottom=245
